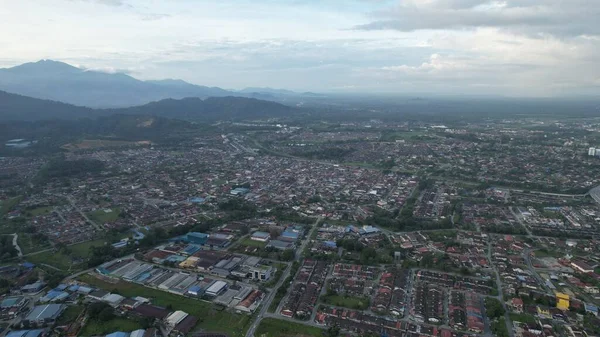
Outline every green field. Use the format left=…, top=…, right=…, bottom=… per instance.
left=256, top=318, right=323, bottom=337
left=0, top=196, right=22, bottom=220
left=239, top=237, right=268, bottom=248
left=56, top=305, right=84, bottom=326
left=69, top=238, right=110, bottom=257
left=80, top=317, right=143, bottom=336
left=17, top=233, right=53, bottom=255
left=25, top=238, right=105, bottom=270
left=78, top=274, right=252, bottom=337
left=322, top=294, right=370, bottom=310
left=26, top=206, right=55, bottom=216
left=88, top=209, right=120, bottom=224
left=509, top=313, right=538, bottom=324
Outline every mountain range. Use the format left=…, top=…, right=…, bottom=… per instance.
left=0, top=89, right=297, bottom=122
left=0, top=60, right=313, bottom=108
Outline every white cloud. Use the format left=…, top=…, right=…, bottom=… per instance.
left=0, top=0, right=597, bottom=95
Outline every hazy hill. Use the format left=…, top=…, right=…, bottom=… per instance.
left=0, top=60, right=238, bottom=108
left=113, top=96, right=297, bottom=120
left=0, top=90, right=296, bottom=122
left=0, top=90, right=94, bottom=121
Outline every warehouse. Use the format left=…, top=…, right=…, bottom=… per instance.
left=166, top=310, right=188, bottom=327
left=25, top=304, right=65, bottom=325
left=206, top=280, right=228, bottom=297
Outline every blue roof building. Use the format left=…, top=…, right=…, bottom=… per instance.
left=323, top=241, right=337, bottom=249
left=182, top=232, right=208, bottom=245
left=6, top=329, right=45, bottom=337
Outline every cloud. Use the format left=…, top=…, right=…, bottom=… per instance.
left=78, top=0, right=126, bottom=6
left=355, top=0, right=600, bottom=38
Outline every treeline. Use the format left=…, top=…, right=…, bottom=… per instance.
left=0, top=235, right=18, bottom=260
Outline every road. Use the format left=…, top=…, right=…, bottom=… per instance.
left=11, top=233, right=22, bottom=257
left=245, top=216, right=322, bottom=337
left=486, top=239, right=515, bottom=337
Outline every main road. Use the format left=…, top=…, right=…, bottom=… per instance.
left=245, top=216, right=322, bottom=337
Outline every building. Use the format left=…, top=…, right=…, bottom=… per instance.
left=589, top=147, right=596, bottom=156
left=250, top=265, right=273, bottom=281
left=571, top=260, right=595, bottom=273
left=21, top=281, right=45, bottom=294
left=250, top=231, right=270, bottom=242
left=174, top=232, right=209, bottom=245
left=5, top=330, right=46, bottom=337
left=25, top=304, right=65, bottom=325
left=511, top=298, right=524, bottom=313
left=205, top=280, right=228, bottom=296
left=556, top=292, right=570, bottom=311
left=1, top=296, right=28, bottom=309
left=165, top=311, right=188, bottom=328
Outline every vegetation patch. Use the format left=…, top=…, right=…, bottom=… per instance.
left=322, top=294, right=370, bottom=310
left=256, top=317, right=324, bottom=337
left=88, top=208, right=121, bottom=224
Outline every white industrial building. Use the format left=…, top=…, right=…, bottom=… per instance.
left=205, top=280, right=228, bottom=296
left=166, top=310, right=188, bottom=327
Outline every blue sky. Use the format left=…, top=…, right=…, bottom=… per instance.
left=0, top=0, right=599, bottom=96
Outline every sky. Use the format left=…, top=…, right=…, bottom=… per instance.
left=0, top=0, right=599, bottom=96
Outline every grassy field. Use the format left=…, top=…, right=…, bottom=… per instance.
left=25, top=238, right=105, bottom=270
left=88, top=209, right=120, bottom=224
left=62, top=139, right=150, bottom=151
left=69, top=238, right=110, bottom=257
left=26, top=206, right=55, bottom=216
left=239, top=237, right=268, bottom=248
left=509, top=313, right=538, bottom=324
left=56, top=305, right=84, bottom=326
left=26, top=251, right=79, bottom=271
left=17, top=233, right=53, bottom=255
left=78, top=274, right=252, bottom=337
left=80, top=317, right=143, bottom=336
left=0, top=196, right=22, bottom=217
left=256, top=318, right=323, bottom=337
left=322, top=294, right=370, bottom=310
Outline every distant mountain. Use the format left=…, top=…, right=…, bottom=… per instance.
left=0, top=90, right=296, bottom=122
left=239, top=87, right=297, bottom=95
left=0, top=60, right=239, bottom=108
left=0, top=90, right=94, bottom=121
left=114, top=96, right=297, bottom=121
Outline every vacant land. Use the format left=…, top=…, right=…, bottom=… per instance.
left=26, top=206, right=54, bottom=216
left=56, top=305, right=84, bottom=326
left=0, top=196, right=22, bottom=217
left=238, top=237, right=267, bottom=248
left=88, top=209, right=120, bottom=224
left=256, top=318, right=323, bottom=337
left=25, top=238, right=105, bottom=270
left=62, top=139, right=150, bottom=151
left=322, top=294, right=370, bottom=310
left=80, top=317, right=143, bottom=336
left=17, top=233, right=53, bottom=255
left=78, top=274, right=252, bottom=337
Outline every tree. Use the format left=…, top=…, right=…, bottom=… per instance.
left=280, top=249, right=294, bottom=261
left=98, top=307, right=115, bottom=322
left=326, top=325, right=341, bottom=337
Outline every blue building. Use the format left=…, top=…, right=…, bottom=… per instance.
left=173, top=232, right=209, bottom=245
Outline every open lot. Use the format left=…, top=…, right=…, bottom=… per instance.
left=78, top=274, right=252, bottom=337
left=322, top=294, right=370, bottom=310
left=62, top=139, right=150, bottom=151
left=80, top=317, right=144, bottom=336
left=88, top=208, right=121, bottom=224
left=256, top=317, right=324, bottom=337
left=238, top=237, right=268, bottom=248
